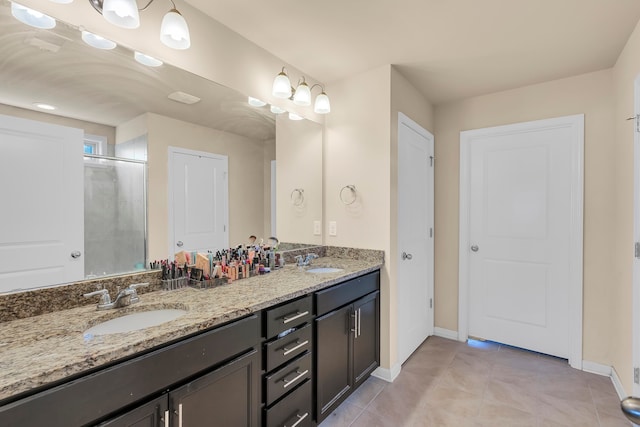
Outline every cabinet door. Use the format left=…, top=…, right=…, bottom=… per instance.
left=97, top=396, right=168, bottom=427
left=315, top=304, right=353, bottom=422
left=353, top=291, right=380, bottom=387
left=169, top=349, right=260, bottom=427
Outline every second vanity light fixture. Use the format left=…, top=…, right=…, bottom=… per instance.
left=87, top=0, right=190, bottom=49
left=272, top=67, right=331, bottom=114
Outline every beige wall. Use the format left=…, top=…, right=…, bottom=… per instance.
left=611, top=20, right=640, bottom=394
left=433, top=69, right=616, bottom=366
left=0, top=103, right=116, bottom=144
left=275, top=116, right=323, bottom=245
left=21, top=0, right=324, bottom=124
left=146, top=113, right=268, bottom=260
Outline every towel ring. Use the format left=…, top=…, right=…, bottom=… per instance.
left=340, top=185, right=357, bottom=205
left=290, top=188, right=304, bottom=206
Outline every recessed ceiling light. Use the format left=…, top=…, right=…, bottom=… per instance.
left=248, top=97, right=266, bottom=107
left=33, top=103, right=56, bottom=110
left=288, top=112, right=304, bottom=121
left=168, top=91, right=201, bottom=105
left=134, top=51, right=163, bottom=67
left=270, top=105, right=286, bottom=114
left=11, top=2, right=56, bottom=29
left=81, top=30, right=117, bottom=50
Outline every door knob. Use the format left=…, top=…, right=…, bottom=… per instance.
left=401, top=252, right=413, bottom=260
left=71, top=251, right=82, bottom=259
left=470, top=245, right=479, bottom=252
left=176, top=241, right=184, bottom=247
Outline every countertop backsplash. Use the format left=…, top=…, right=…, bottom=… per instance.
left=0, top=246, right=383, bottom=323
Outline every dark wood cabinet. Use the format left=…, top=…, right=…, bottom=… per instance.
left=314, top=271, right=380, bottom=424
left=97, top=396, right=168, bottom=427
left=170, top=349, right=260, bottom=427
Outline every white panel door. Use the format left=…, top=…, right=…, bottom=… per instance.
left=465, top=117, right=582, bottom=359
left=169, top=147, right=228, bottom=256
left=397, top=113, right=434, bottom=365
left=0, top=114, right=84, bottom=292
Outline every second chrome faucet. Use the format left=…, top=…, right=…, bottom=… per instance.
left=84, top=283, right=149, bottom=310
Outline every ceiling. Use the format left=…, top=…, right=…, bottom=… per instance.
left=186, top=0, right=640, bottom=105
left=0, top=2, right=275, bottom=140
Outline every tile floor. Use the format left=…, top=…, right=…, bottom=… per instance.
left=319, top=336, right=631, bottom=427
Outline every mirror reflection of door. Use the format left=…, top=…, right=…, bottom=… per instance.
left=168, top=147, right=229, bottom=258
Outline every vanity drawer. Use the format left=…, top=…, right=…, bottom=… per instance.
left=264, top=380, right=312, bottom=427
left=265, top=295, right=313, bottom=338
left=315, top=270, right=379, bottom=316
left=265, top=324, right=312, bottom=372
left=264, top=352, right=312, bottom=406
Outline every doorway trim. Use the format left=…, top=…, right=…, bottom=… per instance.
left=458, top=114, right=584, bottom=369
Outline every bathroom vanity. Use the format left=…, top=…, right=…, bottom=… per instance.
left=0, top=252, right=382, bottom=427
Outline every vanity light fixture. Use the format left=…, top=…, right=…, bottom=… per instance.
left=81, top=30, right=117, bottom=49
left=87, top=0, right=190, bottom=50
left=270, top=105, right=286, bottom=114
left=272, top=67, right=331, bottom=114
left=134, top=51, right=163, bottom=67
left=248, top=97, right=267, bottom=107
left=11, top=2, right=56, bottom=29
left=288, top=112, right=304, bottom=121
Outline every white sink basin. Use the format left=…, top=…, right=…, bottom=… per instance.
left=84, top=309, right=187, bottom=336
left=306, top=267, right=344, bottom=274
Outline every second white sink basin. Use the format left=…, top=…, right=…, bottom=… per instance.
left=84, top=309, right=187, bottom=336
left=306, top=267, right=344, bottom=274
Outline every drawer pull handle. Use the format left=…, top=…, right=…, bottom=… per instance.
left=283, top=340, right=309, bottom=356
left=288, top=412, right=309, bottom=427
left=174, top=403, right=183, bottom=427
left=282, top=311, right=309, bottom=324
left=163, top=410, right=169, bottom=427
left=283, top=369, right=309, bottom=388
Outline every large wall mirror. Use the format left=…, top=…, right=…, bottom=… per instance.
left=0, top=0, right=322, bottom=293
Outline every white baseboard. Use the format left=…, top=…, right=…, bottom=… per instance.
left=582, top=360, right=612, bottom=377
left=372, top=363, right=401, bottom=383
left=611, top=366, right=628, bottom=400
left=434, top=327, right=458, bottom=341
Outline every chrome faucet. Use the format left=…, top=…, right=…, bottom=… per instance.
left=84, top=283, right=149, bottom=310
left=295, top=253, right=319, bottom=267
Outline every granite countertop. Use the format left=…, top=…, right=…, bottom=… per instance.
left=0, top=256, right=382, bottom=402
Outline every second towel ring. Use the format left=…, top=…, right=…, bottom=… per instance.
left=340, top=185, right=357, bottom=205
left=290, top=188, right=304, bottom=206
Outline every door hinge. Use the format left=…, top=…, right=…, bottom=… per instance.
left=429, top=155, right=434, bottom=167
left=635, top=367, right=639, bottom=384
left=430, top=298, right=433, bottom=309
left=224, top=225, right=227, bottom=232
left=429, top=227, right=433, bottom=238
left=635, top=242, right=640, bottom=259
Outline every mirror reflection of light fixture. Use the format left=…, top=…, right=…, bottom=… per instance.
left=248, top=97, right=267, bottom=107
left=11, top=2, right=56, bottom=29
left=270, top=105, right=286, bottom=114
left=81, top=30, right=117, bottom=49
left=272, top=66, right=331, bottom=114
left=134, top=51, right=163, bottom=67
left=87, top=0, right=190, bottom=50
left=288, top=112, right=304, bottom=121
left=49, top=0, right=74, bottom=4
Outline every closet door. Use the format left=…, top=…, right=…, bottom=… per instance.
left=0, top=113, right=84, bottom=292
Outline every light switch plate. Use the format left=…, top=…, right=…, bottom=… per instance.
left=329, top=221, right=337, bottom=236
left=313, top=220, right=321, bottom=236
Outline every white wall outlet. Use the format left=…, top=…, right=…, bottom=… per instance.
left=329, top=221, right=337, bottom=236
left=313, top=220, right=321, bottom=236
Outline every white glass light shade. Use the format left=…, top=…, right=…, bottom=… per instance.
left=293, top=81, right=311, bottom=106
left=82, top=31, right=117, bottom=50
left=160, top=9, right=191, bottom=50
left=270, top=105, right=286, bottom=114
left=134, top=51, right=163, bottom=67
left=314, top=92, right=331, bottom=114
left=248, top=97, right=267, bottom=107
left=288, top=112, right=304, bottom=121
left=272, top=71, right=292, bottom=99
left=49, top=0, right=73, bottom=3
left=103, top=0, right=140, bottom=29
left=11, top=3, right=56, bottom=29
left=33, top=103, right=56, bottom=110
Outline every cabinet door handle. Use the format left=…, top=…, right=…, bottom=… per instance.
left=163, top=410, right=169, bottom=427
left=283, top=339, right=309, bottom=356
left=173, top=403, right=183, bottom=427
left=283, top=369, right=309, bottom=388
left=358, top=308, right=361, bottom=337
left=351, top=309, right=359, bottom=337
left=288, top=412, right=309, bottom=427
left=282, top=311, right=309, bottom=324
